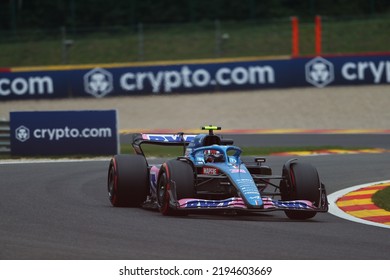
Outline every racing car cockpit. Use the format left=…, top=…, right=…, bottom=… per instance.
left=184, top=126, right=240, bottom=165
left=204, top=150, right=225, bottom=163
left=202, top=135, right=224, bottom=163
left=190, top=145, right=242, bottom=166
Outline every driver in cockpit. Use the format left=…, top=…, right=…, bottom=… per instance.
left=204, top=149, right=225, bottom=163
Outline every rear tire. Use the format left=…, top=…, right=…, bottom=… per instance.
left=107, top=155, right=149, bottom=207
left=280, top=162, right=320, bottom=220
left=157, top=159, right=195, bottom=215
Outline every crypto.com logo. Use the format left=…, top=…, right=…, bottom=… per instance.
left=305, top=57, right=334, bottom=88
left=15, top=125, right=30, bottom=142
left=84, top=68, right=113, bottom=98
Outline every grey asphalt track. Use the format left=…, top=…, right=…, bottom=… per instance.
left=0, top=142, right=389, bottom=259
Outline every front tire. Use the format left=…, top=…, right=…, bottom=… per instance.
left=280, top=162, right=321, bottom=220
left=107, top=154, right=149, bottom=207
left=157, top=159, right=195, bottom=215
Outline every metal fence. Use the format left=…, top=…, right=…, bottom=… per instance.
left=0, top=120, right=10, bottom=154
left=0, top=16, right=389, bottom=67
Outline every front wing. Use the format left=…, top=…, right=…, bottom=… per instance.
left=175, top=197, right=328, bottom=212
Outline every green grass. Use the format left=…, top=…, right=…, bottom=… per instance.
left=372, top=186, right=390, bottom=211
left=1, top=16, right=389, bottom=67
left=120, top=144, right=366, bottom=157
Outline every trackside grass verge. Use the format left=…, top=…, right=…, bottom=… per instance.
left=372, top=187, right=390, bottom=211
left=120, top=144, right=368, bottom=157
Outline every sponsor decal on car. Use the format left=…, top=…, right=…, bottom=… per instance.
left=179, top=197, right=246, bottom=209
left=202, top=167, right=219, bottom=175
left=230, top=168, right=247, bottom=173
left=142, top=134, right=196, bottom=142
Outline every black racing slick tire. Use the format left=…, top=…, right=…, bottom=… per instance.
left=157, top=159, right=195, bottom=215
left=107, top=154, right=149, bottom=207
left=280, top=162, right=321, bottom=220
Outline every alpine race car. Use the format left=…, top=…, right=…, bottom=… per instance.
left=107, top=126, right=328, bottom=220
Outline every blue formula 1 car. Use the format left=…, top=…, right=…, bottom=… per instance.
left=107, top=126, right=328, bottom=220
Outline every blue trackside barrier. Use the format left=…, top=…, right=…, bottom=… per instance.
left=1, top=54, right=389, bottom=100
left=10, top=110, right=119, bottom=156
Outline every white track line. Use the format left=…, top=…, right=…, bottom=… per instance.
left=0, top=158, right=110, bottom=165
left=328, top=180, right=390, bottom=229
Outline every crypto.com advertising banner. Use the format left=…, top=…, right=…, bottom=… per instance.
left=1, top=54, right=389, bottom=100
left=0, top=70, right=69, bottom=100
left=10, top=110, right=118, bottom=156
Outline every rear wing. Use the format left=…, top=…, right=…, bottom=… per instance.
left=131, top=130, right=234, bottom=157
left=136, top=133, right=197, bottom=143
left=132, top=133, right=197, bottom=156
